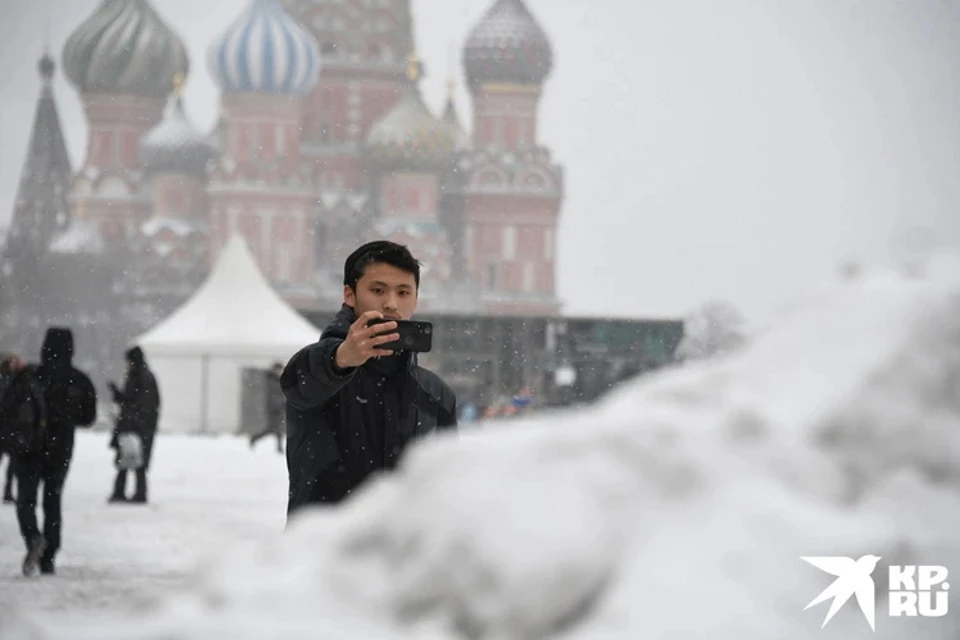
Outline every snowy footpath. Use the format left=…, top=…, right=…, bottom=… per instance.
left=0, top=432, right=289, bottom=625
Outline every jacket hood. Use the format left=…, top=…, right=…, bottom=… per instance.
left=320, top=304, right=356, bottom=341
left=41, top=327, right=74, bottom=364
left=125, top=346, right=146, bottom=366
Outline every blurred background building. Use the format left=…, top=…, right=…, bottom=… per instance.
left=23, top=0, right=562, bottom=316
left=0, top=0, right=679, bottom=412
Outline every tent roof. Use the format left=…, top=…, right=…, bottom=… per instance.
left=136, top=235, right=320, bottom=357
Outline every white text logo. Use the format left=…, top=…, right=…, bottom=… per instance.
left=802, top=556, right=950, bottom=631
left=888, top=565, right=950, bottom=618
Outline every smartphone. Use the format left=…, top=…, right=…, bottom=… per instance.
left=368, top=318, right=433, bottom=353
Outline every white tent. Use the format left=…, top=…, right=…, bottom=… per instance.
left=135, top=235, right=321, bottom=434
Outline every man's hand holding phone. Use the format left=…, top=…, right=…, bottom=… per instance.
left=333, top=310, right=400, bottom=370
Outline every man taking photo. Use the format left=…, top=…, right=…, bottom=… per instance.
left=281, top=241, right=457, bottom=518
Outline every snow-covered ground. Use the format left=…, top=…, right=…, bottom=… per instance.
left=0, top=433, right=289, bottom=631
left=2, top=255, right=960, bottom=639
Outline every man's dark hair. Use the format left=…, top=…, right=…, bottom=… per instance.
left=343, top=241, right=421, bottom=290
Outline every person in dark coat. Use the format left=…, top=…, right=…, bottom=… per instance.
left=0, top=354, right=26, bottom=503
left=8, top=327, right=97, bottom=575
left=250, top=362, right=285, bottom=453
left=282, top=241, right=457, bottom=518
left=108, top=346, right=160, bottom=504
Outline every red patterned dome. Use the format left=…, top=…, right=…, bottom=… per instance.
left=463, top=0, right=552, bottom=88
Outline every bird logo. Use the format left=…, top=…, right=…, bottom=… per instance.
left=802, top=555, right=883, bottom=631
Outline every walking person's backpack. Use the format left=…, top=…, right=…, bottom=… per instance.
left=64, top=375, right=96, bottom=427
left=0, top=369, right=49, bottom=456
left=41, top=372, right=96, bottom=428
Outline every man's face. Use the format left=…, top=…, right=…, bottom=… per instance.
left=344, top=261, right=418, bottom=320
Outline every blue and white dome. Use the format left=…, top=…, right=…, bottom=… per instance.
left=208, top=0, right=320, bottom=96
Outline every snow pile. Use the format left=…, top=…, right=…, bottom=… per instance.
left=4, top=255, right=960, bottom=640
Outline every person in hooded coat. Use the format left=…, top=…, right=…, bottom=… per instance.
left=282, top=241, right=457, bottom=518
left=108, top=346, right=160, bottom=504
left=12, top=327, right=97, bottom=576
left=0, top=353, right=25, bottom=503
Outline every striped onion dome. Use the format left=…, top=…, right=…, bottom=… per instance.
left=140, top=78, right=216, bottom=176
left=62, top=0, right=189, bottom=97
left=209, top=0, right=320, bottom=95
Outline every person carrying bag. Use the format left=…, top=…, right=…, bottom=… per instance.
left=108, top=347, right=160, bottom=504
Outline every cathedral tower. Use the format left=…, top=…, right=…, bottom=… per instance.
left=458, top=0, right=563, bottom=314
left=62, top=0, right=188, bottom=243
left=207, top=0, right=321, bottom=285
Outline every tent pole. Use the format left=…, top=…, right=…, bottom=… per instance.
left=201, top=354, right=210, bottom=434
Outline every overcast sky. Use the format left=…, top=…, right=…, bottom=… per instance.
left=2, top=0, right=959, bottom=323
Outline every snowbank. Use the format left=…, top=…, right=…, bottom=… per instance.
left=4, top=255, right=960, bottom=640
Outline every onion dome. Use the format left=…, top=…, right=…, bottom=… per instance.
left=366, top=56, right=456, bottom=171
left=463, top=0, right=553, bottom=88
left=140, top=75, right=215, bottom=176
left=209, top=0, right=320, bottom=95
left=62, top=0, right=189, bottom=97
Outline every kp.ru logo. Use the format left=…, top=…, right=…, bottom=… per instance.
left=802, top=555, right=950, bottom=631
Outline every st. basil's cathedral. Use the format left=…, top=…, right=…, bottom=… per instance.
left=8, top=0, right=563, bottom=319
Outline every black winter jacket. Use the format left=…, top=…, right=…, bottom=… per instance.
left=0, top=370, right=13, bottom=449
left=110, top=347, right=160, bottom=446
left=29, top=328, right=97, bottom=453
left=0, top=366, right=47, bottom=454
left=281, top=305, right=457, bottom=515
